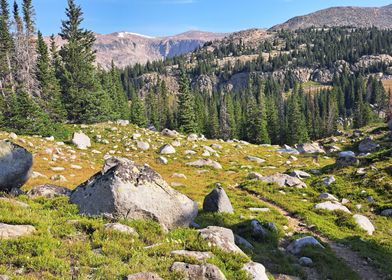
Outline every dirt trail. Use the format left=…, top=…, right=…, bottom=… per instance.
left=240, top=187, right=386, bottom=280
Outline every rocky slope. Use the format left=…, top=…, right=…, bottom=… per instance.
left=49, top=31, right=227, bottom=69
left=0, top=121, right=391, bottom=279
left=271, top=4, right=392, bottom=30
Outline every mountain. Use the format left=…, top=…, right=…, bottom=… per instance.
left=48, top=31, right=227, bottom=69
left=271, top=4, right=392, bottom=31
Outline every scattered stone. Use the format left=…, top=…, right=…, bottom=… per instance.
left=137, top=141, right=150, bottom=151
left=250, top=220, right=268, bottom=239
left=318, top=192, right=338, bottom=201
left=249, top=208, right=270, bottom=212
left=116, top=120, right=129, bottom=126
left=51, top=166, right=65, bottom=172
left=388, top=119, right=392, bottom=131
left=159, top=144, right=176, bottom=155
left=172, top=173, right=187, bottom=179
left=186, top=159, right=222, bottom=170
left=245, top=156, right=265, bottom=164
left=185, top=150, right=196, bottom=155
left=170, top=262, right=226, bottom=280
left=353, top=214, right=375, bottom=235
left=255, top=173, right=306, bottom=188
left=299, top=257, right=313, bottom=267
left=170, top=250, right=213, bottom=261
left=0, top=198, right=29, bottom=208
left=247, top=172, right=263, bottom=180
left=70, top=164, right=82, bottom=170
left=0, top=275, right=9, bottom=280
left=187, top=134, right=199, bottom=141
left=8, top=132, right=18, bottom=140
left=0, top=223, right=35, bottom=239
left=0, top=141, right=33, bottom=193
left=156, top=156, right=168, bottom=165
left=161, top=128, right=179, bottom=138
left=277, top=145, right=299, bottom=154
left=104, top=223, right=138, bottom=236
left=295, top=143, right=325, bottom=154
left=235, top=234, right=254, bottom=250
left=356, top=168, right=367, bottom=176
left=287, top=236, right=324, bottom=255
left=289, top=155, right=298, bottom=161
left=27, top=184, right=71, bottom=198
left=381, top=209, right=392, bottom=217
left=358, top=137, right=379, bottom=153
left=126, top=272, right=163, bottom=280
left=321, top=176, right=336, bottom=186
left=336, top=151, right=359, bottom=167
left=203, top=187, right=234, bottom=214
left=243, top=261, right=269, bottom=280
left=198, top=226, right=244, bottom=254
left=289, top=170, right=311, bottom=179
left=314, top=201, right=351, bottom=213
left=51, top=174, right=67, bottom=182
left=71, top=132, right=91, bottom=150
left=211, top=144, right=222, bottom=150
left=70, top=157, right=198, bottom=230
left=202, top=150, right=211, bottom=157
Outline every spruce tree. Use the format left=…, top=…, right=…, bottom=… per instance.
left=130, top=95, right=147, bottom=127
left=0, top=0, right=13, bottom=94
left=59, top=0, right=107, bottom=123
left=285, top=87, right=309, bottom=145
left=36, top=31, right=66, bottom=122
left=177, top=71, right=197, bottom=133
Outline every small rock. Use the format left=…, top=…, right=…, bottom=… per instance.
left=137, top=141, right=150, bottom=151
left=243, top=261, right=269, bottom=280
left=203, top=187, right=234, bottom=213
left=156, top=156, right=168, bottom=165
left=245, top=156, right=265, bottom=164
left=170, top=262, right=226, bottom=280
left=71, top=132, right=91, bottom=150
left=27, top=184, right=71, bottom=198
left=159, top=144, right=176, bottom=155
left=0, top=223, right=35, bottom=239
left=104, top=223, right=138, bottom=236
left=314, top=201, right=351, bottom=213
left=250, top=220, right=268, bottom=239
left=170, top=250, right=213, bottom=261
left=299, top=257, right=313, bottom=267
left=287, top=236, right=324, bottom=255
left=198, top=226, right=244, bottom=254
left=187, top=159, right=222, bottom=169
left=126, top=272, right=163, bottom=280
left=353, top=214, right=375, bottom=235
left=318, top=192, right=338, bottom=201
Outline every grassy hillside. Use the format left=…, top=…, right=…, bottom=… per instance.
left=0, top=122, right=391, bottom=279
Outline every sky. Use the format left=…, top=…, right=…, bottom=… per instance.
left=32, top=0, right=392, bottom=36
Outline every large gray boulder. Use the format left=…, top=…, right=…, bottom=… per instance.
left=161, top=128, right=179, bottom=138
left=0, top=223, right=35, bottom=239
left=159, top=144, right=176, bottom=155
left=198, top=226, right=244, bottom=254
left=203, top=187, right=233, bottom=213
left=255, top=173, right=306, bottom=188
left=245, top=156, right=265, bottom=164
left=353, top=214, right=375, bottom=235
left=70, top=157, right=198, bottom=230
left=186, top=159, right=222, bottom=170
left=170, top=262, right=226, bottom=280
left=243, top=262, right=269, bottom=280
left=71, top=132, right=91, bottom=150
left=358, top=137, right=379, bottom=153
left=0, top=141, right=33, bottom=192
left=381, top=209, right=392, bottom=217
left=27, top=184, right=71, bottom=198
left=314, top=201, right=351, bottom=213
left=336, top=151, right=359, bottom=167
left=295, top=143, right=325, bottom=154
left=287, top=236, right=324, bottom=255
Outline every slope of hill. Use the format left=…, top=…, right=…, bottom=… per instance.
left=271, top=4, right=392, bottom=31
left=0, top=122, right=391, bottom=279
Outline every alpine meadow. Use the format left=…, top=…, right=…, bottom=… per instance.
left=0, top=1, right=392, bottom=280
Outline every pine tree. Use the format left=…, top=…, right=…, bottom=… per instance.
left=59, top=0, right=106, bottom=123
left=130, top=94, right=147, bottom=127
left=0, top=0, right=14, bottom=95
left=285, top=86, right=309, bottom=145
left=36, top=31, right=66, bottom=122
left=177, top=71, right=197, bottom=133
left=219, top=93, right=231, bottom=140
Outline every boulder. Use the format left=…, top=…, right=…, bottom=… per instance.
left=161, top=128, right=179, bottom=138
left=314, top=201, right=351, bottom=213
left=0, top=198, right=29, bottom=208
left=116, top=120, right=130, bottom=126
left=250, top=220, right=268, bottom=239
left=70, top=157, right=198, bottom=230
left=170, top=250, right=213, bottom=261
left=170, top=262, right=226, bottom=280
left=186, top=159, right=222, bottom=170
left=318, top=192, right=338, bottom=201
left=299, top=257, right=313, bottom=267
left=388, top=119, right=392, bottom=131
left=156, top=157, right=168, bottom=165
left=159, top=144, right=176, bottom=155
left=289, top=170, right=311, bottom=179
left=211, top=144, right=223, bottom=150
left=203, top=187, right=234, bottom=213
left=126, top=272, right=163, bottom=280
left=0, top=223, right=35, bottom=239
left=358, top=137, right=379, bottom=153
left=198, top=226, right=244, bottom=254
left=277, top=145, right=299, bottom=154
left=27, top=184, right=71, bottom=198
left=235, top=234, right=254, bottom=250
left=0, top=275, right=9, bottom=280
left=0, top=141, right=33, bottom=192
left=295, top=143, right=325, bottom=154
left=321, top=176, right=336, bottom=187
left=287, top=236, right=324, bottom=255
left=137, top=141, right=150, bottom=151
left=104, top=223, right=138, bottom=236
left=245, top=156, right=265, bottom=164
left=336, top=151, right=359, bottom=167
left=187, top=134, right=199, bottom=141
left=243, top=262, right=269, bottom=280
left=353, top=214, right=375, bottom=235
left=381, top=209, right=392, bottom=217
left=256, top=173, right=306, bottom=188
left=71, top=132, right=91, bottom=150
left=247, top=172, right=263, bottom=180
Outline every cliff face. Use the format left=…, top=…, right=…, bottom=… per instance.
left=271, top=5, right=392, bottom=31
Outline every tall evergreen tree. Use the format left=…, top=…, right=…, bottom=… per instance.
left=177, top=71, right=197, bottom=133
left=130, top=94, right=146, bottom=127
left=0, top=0, right=13, bottom=95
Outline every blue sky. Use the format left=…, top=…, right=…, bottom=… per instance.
left=32, top=0, right=392, bottom=36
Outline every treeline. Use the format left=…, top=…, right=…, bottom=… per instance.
left=0, top=0, right=129, bottom=137
left=124, top=70, right=387, bottom=145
